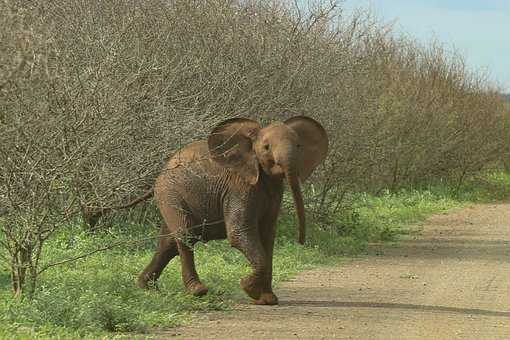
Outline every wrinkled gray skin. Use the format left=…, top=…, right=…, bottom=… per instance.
left=138, top=116, right=328, bottom=305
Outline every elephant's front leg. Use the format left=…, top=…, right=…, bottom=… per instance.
left=256, top=213, right=279, bottom=305
left=227, top=223, right=278, bottom=305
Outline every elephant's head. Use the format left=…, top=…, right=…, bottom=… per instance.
left=208, top=116, right=329, bottom=244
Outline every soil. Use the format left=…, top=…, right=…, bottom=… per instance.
left=160, top=203, right=510, bottom=339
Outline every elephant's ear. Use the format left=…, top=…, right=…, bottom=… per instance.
left=284, top=116, right=329, bottom=181
left=208, top=118, right=262, bottom=185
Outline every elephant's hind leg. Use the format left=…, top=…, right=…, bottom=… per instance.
left=138, top=223, right=178, bottom=289
left=176, top=239, right=208, bottom=296
left=153, top=202, right=208, bottom=296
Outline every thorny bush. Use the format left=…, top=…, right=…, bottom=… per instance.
left=1, top=0, right=509, bottom=296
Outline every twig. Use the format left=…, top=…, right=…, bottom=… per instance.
left=37, top=218, right=224, bottom=275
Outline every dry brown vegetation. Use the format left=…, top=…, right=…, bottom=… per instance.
left=1, top=0, right=510, bottom=296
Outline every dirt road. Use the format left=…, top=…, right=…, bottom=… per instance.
left=168, top=203, right=510, bottom=339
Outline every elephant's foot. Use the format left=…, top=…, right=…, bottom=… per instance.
left=253, top=292, right=279, bottom=305
left=240, top=275, right=263, bottom=300
left=186, top=281, right=209, bottom=297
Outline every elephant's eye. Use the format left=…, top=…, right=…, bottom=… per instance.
left=264, top=144, right=270, bottom=151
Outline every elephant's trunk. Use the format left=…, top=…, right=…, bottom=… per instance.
left=285, top=168, right=306, bottom=245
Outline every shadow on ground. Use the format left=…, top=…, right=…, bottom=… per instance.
left=282, top=300, right=510, bottom=317
left=365, top=233, right=510, bottom=262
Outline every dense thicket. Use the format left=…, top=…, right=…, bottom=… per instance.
left=1, top=0, right=510, bottom=295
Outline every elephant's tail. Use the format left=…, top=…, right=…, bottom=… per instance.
left=115, top=188, right=154, bottom=209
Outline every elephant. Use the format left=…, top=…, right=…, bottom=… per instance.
left=137, top=116, right=328, bottom=305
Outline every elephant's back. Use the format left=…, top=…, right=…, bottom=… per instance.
left=158, top=140, right=220, bottom=176
left=166, top=141, right=211, bottom=169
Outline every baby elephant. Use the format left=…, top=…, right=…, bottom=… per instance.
left=138, top=116, right=328, bottom=305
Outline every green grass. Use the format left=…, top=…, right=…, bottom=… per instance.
left=1, top=171, right=510, bottom=338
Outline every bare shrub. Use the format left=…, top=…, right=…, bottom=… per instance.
left=1, top=0, right=509, bottom=295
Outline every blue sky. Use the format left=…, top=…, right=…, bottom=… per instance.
left=342, top=0, right=510, bottom=92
